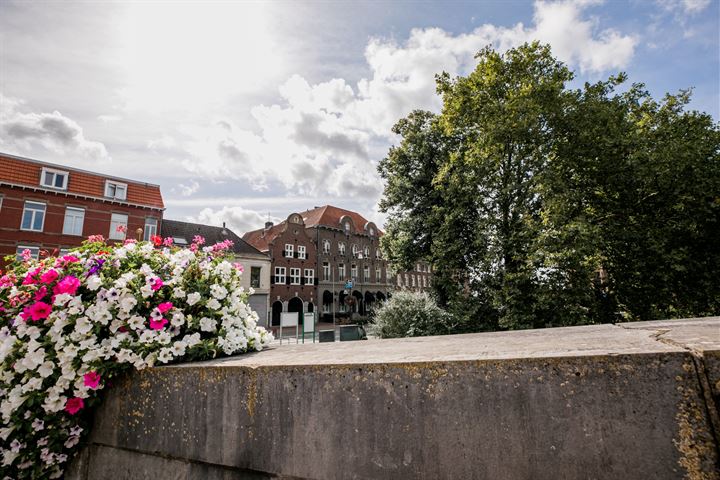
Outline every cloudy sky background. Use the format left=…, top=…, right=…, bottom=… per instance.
left=1, top=0, right=718, bottom=234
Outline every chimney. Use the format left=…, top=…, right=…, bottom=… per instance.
left=265, top=221, right=274, bottom=230
left=223, top=221, right=226, bottom=228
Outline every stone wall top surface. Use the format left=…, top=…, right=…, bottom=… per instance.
left=172, top=317, right=720, bottom=368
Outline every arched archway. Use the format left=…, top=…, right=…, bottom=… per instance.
left=288, top=297, right=304, bottom=325
left=271, top=301, right=283, bottom=326
left=307, top=302, right=314, bottom=312
left=364, top=291, right=375, bottom=313
left=352, top=290, right=363, bottom=315
left=376, top=291, right=386, bottom=302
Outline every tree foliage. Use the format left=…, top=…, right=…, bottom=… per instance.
left=378, top=42, right=720, bottom=330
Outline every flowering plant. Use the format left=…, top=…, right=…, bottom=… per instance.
left=0, top=236, right=272, bottom=478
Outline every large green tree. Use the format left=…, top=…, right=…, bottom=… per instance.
left=378, top=42, right=720, bottom=330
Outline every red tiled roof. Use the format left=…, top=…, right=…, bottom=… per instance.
left=301, top=205, right=381, bottom=235
left=242, top=223, right=285, bottom=252
left=243, top=205, right=382, bottom=251
left=0, top=153, right=164, bottom=209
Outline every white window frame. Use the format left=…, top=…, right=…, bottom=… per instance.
left=338, top=242, right=346, bottom=255
left=40, top=167, right=69, bottom=190
left=297, top=245, right=306, bottom=260
left=144, top=217, right=158, bottom=241
left=105, top=180, right=128, bottom=200
left=364, top=246, right=370, bottom=258
left=375, top=249, right=381, bottom=259
left=323, top=240, right=330, bottom=254
left=62, top=206, right=85, bottom=236
left=352, top=244, right=359, bottom=257
left=338, top=263, right=345, bottom=279
left=376, top=266, right=381, bottom=283
left=21, top=201, right=46, bottom=232
left=290, top=267, right=301, bottom=285
left=363, top=265, right=370, bottom=282
left=275, top=266, right=286, bottom=284
left=351, top=264, right=357, bottom=280
left=16, top=245, right=40, bottom=261
left=304, top=269, right=314, bottom=285
left=109, top=213, right=128, bottom=240
left=323, top=262, right=330, bottom=281
left=284, top=244, right=294, bottom=258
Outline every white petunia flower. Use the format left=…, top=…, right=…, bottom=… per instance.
left=186, top=292, right=201, bottom=305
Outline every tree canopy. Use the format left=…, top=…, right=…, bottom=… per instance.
left=378, top=42, right=720, bottom=330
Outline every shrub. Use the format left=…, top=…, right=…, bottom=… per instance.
left=0, top=236, right=272, bottom=478
left=371, top=291, right=455, bottom=338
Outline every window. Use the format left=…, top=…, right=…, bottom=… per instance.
left=369, top=226, right=375, bottom=236
left=412, top=275, right=416, bottom=287
left=105, top=180, right=127, bottom=200
left=173, top=237, right=188, bottom=246
left=338, top=242, right=346, bottom=255
left=284, top=244, right=294, bottom=258
left=274, top=267, right=286, bottom=284
left=375, top=267, right=381, bottom=283
left=62, top=207, right=85, bottom=236
left=16, top=246, right=40, bottom=261
left=376, top=249, right=381, bottom=259
left=404, top=274, right=409, bottom=286
left=250, top=266, right=261, bottom=288
left=338, top=263, right=345, bottom=279
left=144, top=218, right=158, bottom=241
left=423, top=276, right=427, bottom=288
left=59, top=248, right=71, bottom=257
left=363, top=266, right=370, bottom=282
left=40, top=168, right=69, bottom=190
left=0, top=195, right=3, bottom=212
left=323, top=262, right=330, bottom=281
left=363, top=246, right=370, bottom=258
left=304, top=269, right=314, bottom=285
left=290, top=268, right=301, bottom=285
left=344, top=222, right=350, bottom=233
left=109, top=213, right=128, bottom=240
left=397, top=274, right=402, bottom=286
left=351, top=264, right=357, bottom=280
left=298, top=245, right=306, bottom=260
left=21, top=201, right=46, bottom=232
left=323, top=240, right=330, bottom=254
left=351, top=244, right=359, bottom=258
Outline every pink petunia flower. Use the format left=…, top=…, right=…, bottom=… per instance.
left=34, top=286, right=48, bottom=301
left=83, top=371, right=102, bottom=389
left=148, top=277, right=163, bottom=291
left=157, top=302, right=173, bottom=313
left=40, top=269, right=59, bottom=284
left=28, top=301, right=52, bottom=321
left=64, top=397, right=84, bottom=415
left=22, top=267, right=42, bottom=285
left=149, top=317, right=168, bottom=330
left=163, top=237, right=174, bottom=246
left=53, top=276, right=81, bottom=296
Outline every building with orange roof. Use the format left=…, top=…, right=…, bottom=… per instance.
left=0, top=152, right=164, bottom=267
left=244, top=205, right=402, bottom=328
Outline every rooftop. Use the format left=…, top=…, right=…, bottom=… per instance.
left=161, top=219, right=267, bottom=257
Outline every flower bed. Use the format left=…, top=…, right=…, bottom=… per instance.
left=0, top=236, right=273, bottom=478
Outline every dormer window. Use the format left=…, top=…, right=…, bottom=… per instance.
left=369, top=227, right=375, bottom=236
left=344, top=222, right=350, bottom=233
left=40, top=168, right=69, bottom=190
left=105, top=180, right=127, bottom=200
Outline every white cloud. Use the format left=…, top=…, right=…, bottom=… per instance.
left=177, top=180, right=200, bottom=197
left=190, top=206, right=277, bottom=235
left=657, top=0, right=712, bottom=14
left=0, top=93, right=110, bottom=161
left=156, top=0, right=638, bottom=201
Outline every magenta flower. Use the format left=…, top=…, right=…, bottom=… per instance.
left=157, top=302, right=173, bottom=314
left=34, top=286, right=48, bottom=301
left=192, top=235, right=205, bottom=245
left=64, top=397, right=84, bottom=415
left=163, top=237, right=174, bottom=246
left=40, top=269, right=59, bottom=284
left=149, top=317, right=168, bottom=330
left=83, top=371, right=101, bottom=390
left=22, top=267, right=42, bottom=285
left=53, top=276, right=81, bottom=296
left=29, top=301, right=52, bottom=321
left=148, top=277, right=163, bottom=291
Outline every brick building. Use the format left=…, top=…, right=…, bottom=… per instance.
left=395, top=262, right=433, bottom=292
left=244, top=205, right=400, bottom=325
left=0, top=152, right=164, bottom=267
left=242, top=213, right=317, bottom=326
left=160, top=219, right=271, bottom=325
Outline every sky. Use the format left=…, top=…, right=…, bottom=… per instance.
left=1, top=0, right=718, bottom=235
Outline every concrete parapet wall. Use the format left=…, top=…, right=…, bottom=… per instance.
left=68, top=318, right=720, bottom=480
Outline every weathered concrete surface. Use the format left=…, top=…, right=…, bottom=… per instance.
left=67, top=318, right=720, bottom=480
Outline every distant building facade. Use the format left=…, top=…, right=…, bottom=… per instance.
left=244, top=205, right=418, bottom=325
left=0, top=152, right=164, bottom=267
left=243, top=213, right=318, bottom=326
left=395, top=262, right=433, bottom=292
left=160, top=219, right=271, bottom=325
